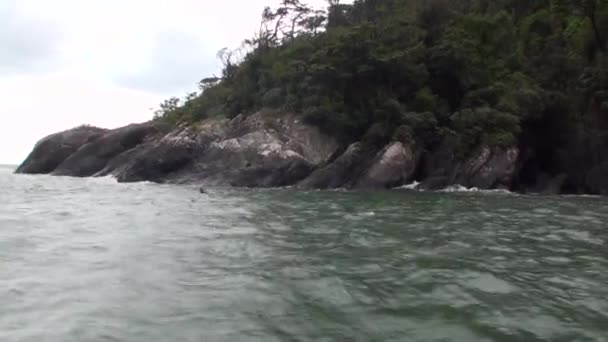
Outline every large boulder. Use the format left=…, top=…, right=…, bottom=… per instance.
left=52, top=122, right=167, bottom=177
left=101, top=126, right=199, bottom=183
left=16, top=126, right=108, bottom=174
left=195, top=130, right=315, bottom=187
left=166, top=123, right=325, bottom=187
left=419, top=145, right=519, bottom=190
left=354, top=142, right=419, bottom=189
left=463, top=147, right=520, bottom=189
left=298, top=141, right=418, bottom=190
left=298, top=143, right=367, bottom=189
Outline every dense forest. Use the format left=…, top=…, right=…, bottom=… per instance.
left=154, top=0, right=607, bottom=192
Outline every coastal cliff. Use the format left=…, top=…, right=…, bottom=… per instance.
left=15, top=109, right=608, bottom=194
left=15, top=110, right=527, bottom=192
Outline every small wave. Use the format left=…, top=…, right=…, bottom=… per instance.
left=396, top=181, right=421, bottom=190
left=439, top=185, right=514, bottom=194
left=439, top=184, right=480, bottom=192
left=560, top=194, right=604, bottom=199
left=395, top=182, right=513, bottom=194
left=484, top=189, right=514, bottom=194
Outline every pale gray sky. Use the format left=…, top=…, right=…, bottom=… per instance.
left=0, top=0, right=333, bottom=164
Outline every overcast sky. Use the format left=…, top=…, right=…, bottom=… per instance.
left=0, top=0, right=333, bottom=164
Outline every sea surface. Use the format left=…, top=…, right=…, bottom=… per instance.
left=1, top=164, right=607, bottom=341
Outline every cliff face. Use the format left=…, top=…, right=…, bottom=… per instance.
left=19, top=110, right=608, bottom=195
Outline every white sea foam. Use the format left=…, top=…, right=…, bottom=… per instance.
left=397, top=181, right=421, bottom=190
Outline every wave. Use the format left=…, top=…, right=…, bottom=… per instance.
left=438, top=184, right=480, bottom=192
left=395, top=182, right=514, bottom=195
left=397, top=181, right=421, bottom=190
left=559, top=194, right=604, bottom=199
left=439, top=185, right=514, bottom=194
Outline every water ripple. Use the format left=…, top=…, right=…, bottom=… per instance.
left=1, top=166, right=607, bottom=341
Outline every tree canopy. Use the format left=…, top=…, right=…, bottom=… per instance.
left=154, top=0, right=608, bottom=163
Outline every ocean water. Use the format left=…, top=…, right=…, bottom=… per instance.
left=1, top=164, right=607, bottom=341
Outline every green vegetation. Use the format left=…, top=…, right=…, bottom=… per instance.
left=154, top=0, right=608, bottom=158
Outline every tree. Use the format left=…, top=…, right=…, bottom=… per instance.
left=198, top=77, right=221, bottom=92
left=553, top=0, right=607, bottom=52
left=154, top=97, right=181, bottom=119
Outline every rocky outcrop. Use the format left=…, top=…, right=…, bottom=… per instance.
left=355, top=142, right=419, bottom=189
left=298, top=143, right=367, bottom=189
left=15, top=113, right=524, bottom=192
left=158, top=113, right=340, bottom=187
left=18, top=111, right=602, bottom=195
left=15, top=126, right=108, bottom=174
left=17, top=111, right=340, bottom=187
left=96, top=125, right=199, bottom=183
left=418, top=145, right=519, bottom=190
left=52, top=122, right=167, bottom=177
left=462, top=147, right=520, bottom=189
left=298, top=141, right=420, bottom=190
left=116, top=115, right=328, bottom=187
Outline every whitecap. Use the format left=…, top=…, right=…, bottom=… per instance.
left=438, top=184, right=479, bottom=192
left=396, top=181, right=421, bottom=190
left=438, top=184, right=514, bottom=195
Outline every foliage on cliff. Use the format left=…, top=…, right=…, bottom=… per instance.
left=154, top=0, right=608, bottom=160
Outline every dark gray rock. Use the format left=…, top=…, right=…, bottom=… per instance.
left=418, top=144, right=456, bottom=190
left=16, top=126, right=108, bottom=174
left=16, top=110, right=532, bottom=192
left=94, top=125, right=201, bottom=183
left=354, top=142, right=419, bottom=189
left=298, top=141, right=419, bottom=190
left=95, top=112, right=339, bottom=187
left=418, top=176, right=450, bottom=191
left=52, top=122, right=167, bottom=177
left=467, top=147, right=519, bottom=189
left=298, top=143, right=367, bottom=189
left=419, top=145, right=519, bottom=190
left=586, top=162, right=608, bottom=195
left=540, top=173, right=568, bottom=195
left=225, top=158, right=314, bottom=188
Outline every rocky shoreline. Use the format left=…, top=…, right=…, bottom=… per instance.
left=14, top=111, right=607, bottom=195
